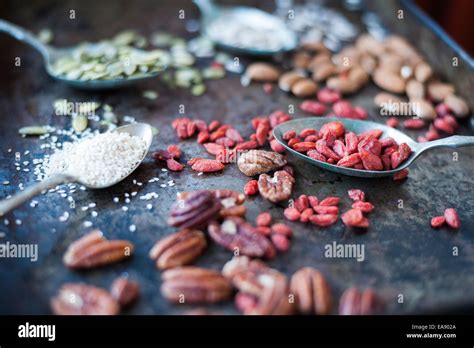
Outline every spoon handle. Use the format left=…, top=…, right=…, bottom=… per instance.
left=0, top=19, right=50, bottom=60
left=417, top=135, right=474, bottom=154
left=0, top=174, right=73, bottom=216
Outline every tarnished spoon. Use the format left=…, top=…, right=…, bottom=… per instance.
left=194, top=0, right=297, bottom=56
left=0, top=19, right=164, bottom=90
left=273, top=117, right=474, bottom=178
left=0, top=123, right=154, bottom=216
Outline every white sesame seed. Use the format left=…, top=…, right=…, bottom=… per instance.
left=122, top=206, right=128, bottom=211
left=160, top=184, right=166, bottom=188
left=4, top=219, right=9, bottom=225
left=2, top=181, right=9, bottom=185
left=131, top=192, right=137, bottom=196
left=125, top=198, right=131, bottom=204
left=83, top=221, right=93, bottom=228
left=81, top=206, right=89, bottom=211
left=113, top=197, right=119, bottom=203
left=88, top=203, right=96, bottom=208
left=161, top=168, right=168, bottom=172
left=146, top=204, right=153, bottom=210
left=15, top=219, right=22, bottom=225
left=91, top=211, right=98, bottom=217
left=129, top=224, right=136, bottom=232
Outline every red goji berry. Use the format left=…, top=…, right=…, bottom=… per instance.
left=403, top=119, right=425, bottom=129
left=203, top=142, right=225, bottom=155
left=320, top=121, right=345, bottom=138
left=393, top=169, right=409, bottom=181
left=256, top=226, right=272, bottom=236
left=283, top=130, right=296, bottom=141
left=313, top=205, right=339, bottom=215
left=351, top=201, right=374, bottom=213
left=300, top=101, right=327, bottom=115
left=271, top=234, right=290, bottom=252
left=284, top=207, right=301, bottom=221
left=430, top=216, right=445, bottom=228
left=360, top=150, right=383, bottom=171
left=316, top=140, right=341, bottom=161
left=166, top=144, right=181, bottom=159
left=271, top=223, right=293, bottom=238
left=197, top=130, right=210, bottom=144
left=317, top=88, right=341, bottom=104
left=270, top=139, right=285, bottom=153
left=319, top=197, right=340, bottom=206
left=244, top=180, right=259, bottom=196
left=191, top=159, right=225, bottom=172
left=256, top=212, right=272, bottom=227
left=345, top=132, right=359, bottom=154
left=300, top=208, right=314, bottom=223
left=307, top=150, right=327, bottom=162
left=235, top=140, right=258, bottom=151
left=287, top=138, right=300, bottom=148
left=193, top=119, right=208, bottom=132
left=348, top=189, right=365, bottom=202
left=337, top=153, right=361, bottom=168
left=166, top=158, right=184, bottom=171
left=225, top=128, right=244, bottom=143
left=293, top=142, right=316, bottom=152
left=208, top=120, right=220, bottom=132
left=341, top=208, right=363, bottom=227
left=308, top=195, right=319, bottom=209
left=299, top=128, right=318, bottom=138
left=435, top=103, right=450, bottom=116
left=309, top=214, right=338, bottom=227
left=386, top=117, right=399, bottom=128
left=433, top=118, right=455, bottom=134
left=391, top=143, right=412, bottom=168
left=294, top=195, right=309, bottom=212
left=444, top=208, right=460, bottom=229
left=215, top=137, right=235, bottom=148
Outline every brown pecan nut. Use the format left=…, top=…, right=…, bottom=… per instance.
left=208, top=217, right=274, bottom=258
left=339, top=287, right=383, bottom=315
left=51, top=283, right=120, bottom=315
left=110, top=276, right=140, bottom=307
left=222, top=256, right=294, bottom=315
left=290, top=267, right=332, bottom=315
left=237, top=150, right=287, bottom=177
left=161, top=267, right=232, bottom=304
left=211, top=189, right=247, bottom=218
left=258, top=170, right=295, bottom=203
left=149, top=229, right=207, bottom=270
left=168, top=190, right=222, bottom=229
left=63, top=230, right=134, bottom=269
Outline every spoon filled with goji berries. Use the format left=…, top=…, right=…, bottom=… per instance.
left=273, top=117, right=474, bottom=178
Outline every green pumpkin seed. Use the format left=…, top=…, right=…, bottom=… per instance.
left=202, top=67, right=225, bottom=80
left=72, top=115, right=88, bottom=132
left=142, top=90, right=159, bottom=100
left=18, top=126, right=50, bottom=136
left=191, top=84, right=206, bottom=96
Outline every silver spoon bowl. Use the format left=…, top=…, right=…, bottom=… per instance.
left=0, top=123, right=154, bottom=216
left=194, top=0, right=297, bottom=56
left=0, top=19, right=162, bottom=90
left=273, top=117, right=474, bottom=178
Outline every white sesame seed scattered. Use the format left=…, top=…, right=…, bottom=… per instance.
left=161, top=168, right=168, bottom=172
left=81, top=206, right=89, bottom=211
left=133, top=179, right=137, bottom=184
left=129, top=224, right=136, bottom=232
left=131, top=192, right=137, bottom=196
left=19, top=183, right=24, bottom=190
left=60, top=193, right=67, bottom=198
left=0, top=232, right=5, bottom=238
left=8, top=148, right=12, bottom=153
left=146, top=204, right=153, bottom=210
left=136, top=182, right=142, bottom=186
left=91, top=211, right=98, bottom=217
left=198, top=172, right=204, bottom=176
left=125, top=198, right=131, bottom=204
left=83, top=221, right=93, bottom=227
left=4, top=219, right=9, bottom=225
left=59, top=212, right=69, bottom=222
left=160, top=184, right=167, bottom=188
left=122, top=206, right=128, bottom=211
left=125, top=193, right=130, bottom=198
left=88, top=203, right=96, bottom=208
left=30, top=200, right=38, bottom=208
left=23, top=169, right=30, bottom=172
left=2, top=181, right=9, bottom=185
left=80, top=186, right=86, bottom=191
left=24, top=150, right=30, bottom=155
left=113, top=197, right=119, bottom=203
left=15, top=219, right=22, bottom=225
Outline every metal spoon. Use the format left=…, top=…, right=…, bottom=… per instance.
left=0, top=19, right=162, bottom=90
left=273, top=117, right=474, bottom=178
left=194, top=0, right=297, bottom=56
left=0, top=123, right=154, bottom=216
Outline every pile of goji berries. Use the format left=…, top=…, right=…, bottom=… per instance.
left=283, top=194, right=340, bottom=227
left=341, top=189, right=374, bottom=228
left=282, top=121, right=412, bottom=172
left=156, top=111, right=292, bottom=172
left=254, top=212, right=293, bottom=253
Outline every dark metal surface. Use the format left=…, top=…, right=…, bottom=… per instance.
left=0, top=0, right=473, bottom=315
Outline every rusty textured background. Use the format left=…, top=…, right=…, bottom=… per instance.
left=0, top=0, right=473, bottom=315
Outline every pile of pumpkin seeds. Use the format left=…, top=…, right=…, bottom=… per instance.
left=51, top=30, right=170, bottom=81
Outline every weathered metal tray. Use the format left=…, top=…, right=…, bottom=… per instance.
left=0, top=0, right=472, bottom=315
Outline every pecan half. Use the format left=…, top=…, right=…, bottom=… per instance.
left=222, top=256, right=295, bottom=315
left=51, top=283, right=120, bottom=315
left=161, top=267, right=232, bottom=304
left=290, top=267, right=332, bottom=315
left=208, top=217, right=274, bottom=258
left=237, top=150, right=287, bottom=177
left=258, top=170, right=295, bottom=203
left=110, top=276, right=140, bottom=307
left=339, top=287, right=383, bottom=315
left=149, top=229, right=207, bottom=270
left=168, top=190, right=222, bottom=229
left=63, top=230, right=134, bottom=269
left=211, top=189, right=247, bottom=218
